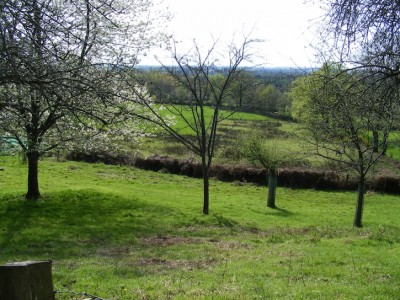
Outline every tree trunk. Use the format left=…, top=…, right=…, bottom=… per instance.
left=267, top=169, right=277, bottom=208
left=202, top=160, right=210, bottom=214
left=203, top=173, right=210, bottom=215
left=353, top=176, right=365, bottom=227
left=199, top=143, right=211, bottom=214
left=26, top=151, right=40, bottom=201
left=382, top=141, right=387, bottom=156
left=372, top=130, right=379, bottom=153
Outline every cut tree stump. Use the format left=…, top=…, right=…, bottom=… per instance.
left=0, top=260, right=54, bottom=300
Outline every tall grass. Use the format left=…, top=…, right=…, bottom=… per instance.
left=0, top=156, right=399, bottom=299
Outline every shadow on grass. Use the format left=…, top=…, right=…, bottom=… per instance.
left=211, top=214, right=239, bottom=227
left=266, top=207, right=294, bottom=217
left=0, top=189, right=179, bottom=261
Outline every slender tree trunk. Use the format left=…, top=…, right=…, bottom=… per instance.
left=382, top=142, right=387, bottom=156
left=203, top=171, right=210, bottom=215
left=201, top=154, right=210, bottom=214
left=372, top=130, right=379, bottom=153
left=353, top=176, right=365, bottom=227
left=26, top=151, right=40, bottom=201
left=267, top=169, right=277, bottom=208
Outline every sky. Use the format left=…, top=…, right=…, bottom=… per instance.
left=140, top=0, right=325, bottom=68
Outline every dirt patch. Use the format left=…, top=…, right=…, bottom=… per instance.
left=136, top=257, right=217, bottom=270
left=137, top=258, right=169, bottom=265
left=97, top=246, right=131, bottom=257
left=140, top=235, right=252, bottom=252
left=139, top=235, right=204, bottom=247
left=209, top=239, right=253, bottom=251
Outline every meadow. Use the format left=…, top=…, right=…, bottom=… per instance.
left=139, top=106, right=311, bottom=163
left=139, top=105, right=400, bottom=179
left=1, top=156, right=400, bottom=299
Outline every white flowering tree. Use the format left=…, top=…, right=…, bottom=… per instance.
left=0, top=0, right=168, bottom=200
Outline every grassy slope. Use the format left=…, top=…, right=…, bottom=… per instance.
left=1, top=156, right=399, bottom=299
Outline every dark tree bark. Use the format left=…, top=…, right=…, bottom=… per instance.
left=372, top=130, right=379, bottom=153
left=26, top=151, right=40, bottom=201
left=353, top=175, right=365, bottom=227
left=267, top=169, right=278, bottom=208
left=202, top=167, right=210, bottom=215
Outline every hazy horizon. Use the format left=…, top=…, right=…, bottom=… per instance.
left=139, top=0, right=324, bottom=68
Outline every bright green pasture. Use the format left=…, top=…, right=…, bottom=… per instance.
left=0, top=156, right=399, bottom=299
left=154, top=105, right=271, bottom=135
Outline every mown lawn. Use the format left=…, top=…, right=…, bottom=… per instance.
left=0, top=156, right=400, bottom=299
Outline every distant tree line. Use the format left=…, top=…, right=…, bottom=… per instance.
left=140, top=67, right=305, bottom=118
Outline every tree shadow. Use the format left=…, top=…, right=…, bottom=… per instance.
left=0, top=189, right=180, bottom=262
left=266, top=207, right=293, bottom=217
left=211, top=213, right=240, bottom=227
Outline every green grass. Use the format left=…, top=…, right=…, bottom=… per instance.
left=142, top=106, right=400, bottom=169
left=140, top=106, right=326, bottom=167
left=1, top=156, right=400, bottom=299
left=139, top=106, right=291, bottom=161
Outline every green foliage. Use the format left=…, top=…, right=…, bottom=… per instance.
left=288, top=63, right=396, bottom=227
left=1, top=156, right=400, bottom=299
left=288, top=63, right=393, bottom=172
left=289, top=63, right=347, bottom=123
left=244, top=131, right=289, bottom=171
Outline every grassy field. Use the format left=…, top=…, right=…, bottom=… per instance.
left=139, top=106, right=400, bottom=171
left=139, top=106, right=308, bottom=164
left=1, top=156, right=400, bottom=299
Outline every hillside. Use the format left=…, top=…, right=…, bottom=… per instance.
left=0, top=156, right=399, bottom=299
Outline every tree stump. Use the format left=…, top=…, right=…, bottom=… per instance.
left=0, top=260, right=54, bottom=300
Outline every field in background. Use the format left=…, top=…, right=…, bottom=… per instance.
left=0, top=156, right=399, bottom=299
left=140, top=106, right=309, bottom=160
left=139, top=106, right=400, bottom=177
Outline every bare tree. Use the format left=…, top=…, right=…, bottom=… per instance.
left=129, top=37, right=257, bottom=214
left=0, top=0, right=167, bottom=200
left=321, top=0, right=400, bottom=64
left=319, top=0, right=400, bottom=105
